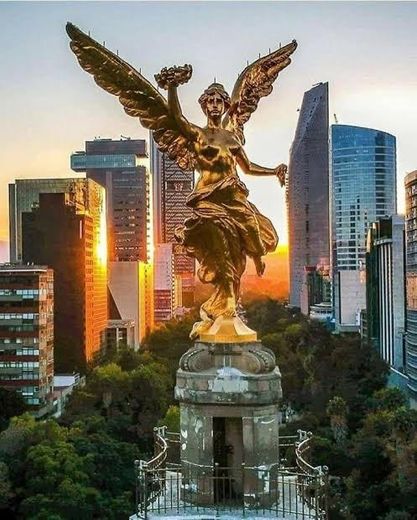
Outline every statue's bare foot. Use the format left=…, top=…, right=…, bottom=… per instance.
left=154, top=64, right=192, bottom=90
left=254, top=256, right=266, bottom=277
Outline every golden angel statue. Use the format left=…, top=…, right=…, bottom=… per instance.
left=66, top=23, right=297, bottom=341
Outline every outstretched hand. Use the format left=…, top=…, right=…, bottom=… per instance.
left=274, top=164, right=287, bottom=186
left=155, top=65, right=193, bottom=90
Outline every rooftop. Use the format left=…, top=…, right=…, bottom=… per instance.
left=0, top=263, right=50, bottom=273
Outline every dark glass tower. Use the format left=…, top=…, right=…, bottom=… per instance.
left=22, top=184, right=107, bottom=373
left=287, top=82, right=329, bottom=310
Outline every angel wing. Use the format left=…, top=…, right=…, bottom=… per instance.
left=223, top=40, right=297, bottom=143
left=66, top=23, right=195, bottom=170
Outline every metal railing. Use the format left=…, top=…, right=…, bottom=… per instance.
left=134, top=427, right=329, bottom=519
left=296, top=430, right=329, bottom=479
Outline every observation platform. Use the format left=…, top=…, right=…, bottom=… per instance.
left=131, top=427, right=329, bottom=520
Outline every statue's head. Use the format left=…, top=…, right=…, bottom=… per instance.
left=198, top=83, right=231, bottom=117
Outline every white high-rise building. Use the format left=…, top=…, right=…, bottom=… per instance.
left=287, top=83, right=329, bottom=311
left=154, top=243, right=182, bottom=323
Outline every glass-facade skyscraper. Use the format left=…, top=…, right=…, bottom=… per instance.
left=21, top=182, right=107, bottom=372
left=364, top=215, right=407, bottom=392
left=71, top=138, right=154, bottom=347
left=71, top=138, right=150, bottom=262
left=287, top=82, right=329, bottom=312
left=330, top=125, right=396, bottom=331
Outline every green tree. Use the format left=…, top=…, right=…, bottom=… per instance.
left=0, top=389, right=28, bottom=432
left=326, top=396, right=348, bottom=445
left=159, top=405, right=180, bottom=432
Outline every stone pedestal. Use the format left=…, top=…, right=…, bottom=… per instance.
left=175, top=337, right=282, bottom=507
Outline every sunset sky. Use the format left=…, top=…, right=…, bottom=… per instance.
left=1, top=1, right=417, bottom=259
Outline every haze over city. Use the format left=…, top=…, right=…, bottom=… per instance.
left=1, top=1, right=417, bottom=263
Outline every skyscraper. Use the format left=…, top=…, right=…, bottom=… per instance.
left=365, top=215, right=407, bottom=390
left=9, top=178, right=77, bottom=263
left=71, top=137, right=154, bottom=346
left=150, top=135, right=195, bottom=306
left=287, top=82, right=329, bottom=311
left=404, top=170, right=417, bottom=405
left=71, top=138, right=150, bottom=262
left=0, top=265, right=54, bottom=415
left=21, top=181, right=107, bottom=372
left=330, top=125, right=397, bottom=332
left=154, top=243, right=182, bottom=323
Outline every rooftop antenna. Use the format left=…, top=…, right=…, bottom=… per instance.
left=103, top=41, right=106, bottom=48
left=88, top=31, right=91, bottom=37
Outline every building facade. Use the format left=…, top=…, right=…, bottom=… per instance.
left=71, top=137, right=154, bottom=345
left=365, top=215, right=407, bottom=390
left=154, top=243, right=182, bottom=323
left=404, top=171, right=417, bottom=405
left=9, top=178, right=76, bottom=263
left=0, top=265, right=54, bottom=414
left=287, top=82, right=329, bottom=311
left=106, top=320, right=136, bottom=352
left=108, top=261, right=154, bottom=345
left=150, top=135, right=195, bottom=306
left=21, top=182, right=107, bottom=372
left=330, top=125, right=397, bottom=332
left=71, top=138, right=150, bottom=262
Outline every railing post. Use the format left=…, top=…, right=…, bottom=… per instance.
left=143, top=464, right=148, bottom=520
left=241, top=462, right=246, bottom=517
left=323, top=466, right=329, bottom=520
left=214, top=462, right=219, bottom=512
left=134, top=460, right=140, bottom=517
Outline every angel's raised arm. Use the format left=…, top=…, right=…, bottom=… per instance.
left=155, top=65, right=199, bottom=142
left=168, top=86, right=199, bottom=141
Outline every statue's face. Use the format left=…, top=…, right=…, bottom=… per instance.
left=205, top=92, right=226, bottom=117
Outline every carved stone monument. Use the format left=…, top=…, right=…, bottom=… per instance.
left=175, top=317, right=282, bottom=506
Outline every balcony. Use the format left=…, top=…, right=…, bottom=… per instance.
left=132, top=427, right=329, bottom=519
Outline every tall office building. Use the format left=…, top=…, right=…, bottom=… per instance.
left=71, top=138, right=150, bottom=262
left=0, top=265, right=54, bottom=415
left=154, top=243, right=182, bottom=323
left=287, top=82, right=329, bottom=311
left=9, top=178, right=77, bottom=263
left=330, top=125, right=396, bottom=332
left=22, top=181, right=107, bottom=372
left=404, top=171, right=417, bottom=405
left=150, top=135, right=195, bottom=307
left=71, top=137, right=154, bottom=345
left=365, top=216, right=407, bottom=391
